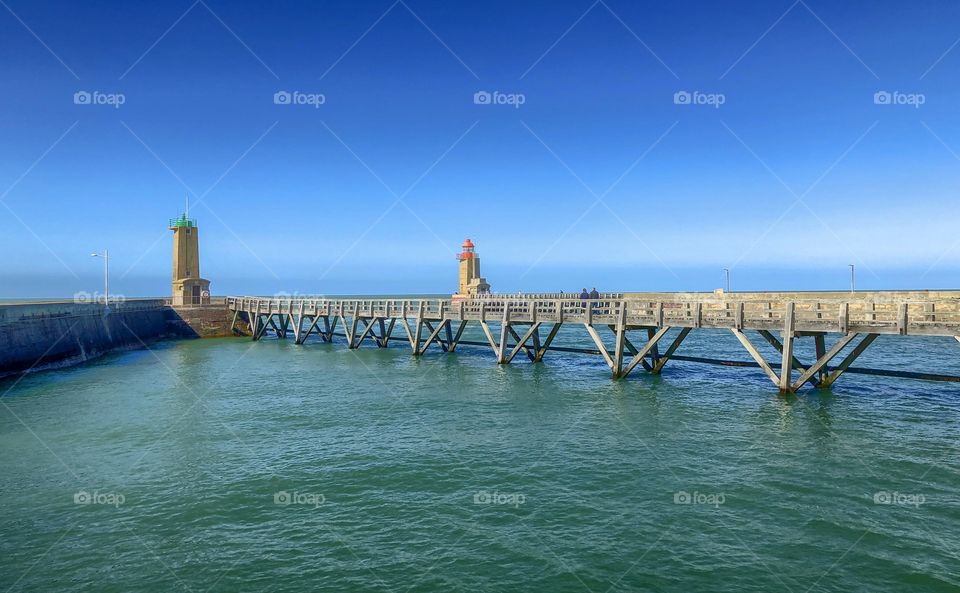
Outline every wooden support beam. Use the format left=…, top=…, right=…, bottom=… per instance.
left=340, top=314, right=359, bottom=348
left=324, top=316, right=336, bottom=342
left=616, top=330, right=654, bottom=373
left=423, top=321, right=448, bottom=352
left=249, top=304, right=260, bottom=340
left=383, top=318, right=397, bottom=347
left=354, top=318, right=378, bottom=347
left=506, top=322, right=542, bottom=363
left=400, top=317, right=417, bottom=351
left=757, top=330, right=811, bottom=379
left=376, top=318, right=387, bottom=347
left=814, top=333, right=827, bottom=385
left=613, top=304, right=627, bottom=376
left=478, top=321, right=501, bottom=358
left=607, top=326, right=636, bottom=353
left=646, top=327, right=662, bottom=368
left=414, top=320, right=424, bottom=356
left=613, top=331, right=652, bottom=371
left=821, top=333, right=879, bottom=388
left=620, top=326, right=671, bottom=378
left=266, top=315, right=282, bottom=338
left=584, top=324, right=615, bottom=371
left=779, top=303, right=796, bottom=393
left=730, top=329, right=781, bottom=387
left=497, top=304, right=511, bottom=363
left=293, top=301, right=305, bottom=343
left=791, top=333, right=860, bottom=391
left=412, top=302, right=425, bottom=356
left=448, top=321, right=468, bottom=352
left=531, top=324, right=542, bottom=354
left=298, top=315, right=320, bottom=344
left=256, top=315, right=272, bottom=341
left=287, top=314, right=300, bottom=342
left=506, top=325, right=536, bottom=362
left=418, top=320, right=449, bottom=354
left=652, top=327, right=691, bottom=374
left=534, top=323, right=562, bottom=362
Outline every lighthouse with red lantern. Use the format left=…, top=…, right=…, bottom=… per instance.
left=455, top=238, right=491, bottom=298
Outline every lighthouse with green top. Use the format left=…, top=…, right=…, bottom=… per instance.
left=169, top=212, right=210, bottom=305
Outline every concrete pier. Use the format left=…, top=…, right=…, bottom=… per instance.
left=0, top=299, right=238, bottom=378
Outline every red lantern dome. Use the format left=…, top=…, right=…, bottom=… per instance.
left=457, top=238, right=475, bottom=260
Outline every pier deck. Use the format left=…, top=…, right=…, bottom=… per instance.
left=226, top=292, right=960, bottom=393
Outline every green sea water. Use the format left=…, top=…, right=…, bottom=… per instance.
left=1, top=328, right=959, bottom=592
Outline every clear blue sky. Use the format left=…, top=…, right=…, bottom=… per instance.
left=1, top=0, right=959, bottom=297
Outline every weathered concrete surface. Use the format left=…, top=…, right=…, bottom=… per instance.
left=0, top=300, right=246, bottom=379
left=0, top=300, right=181, bottom=378
left=624, top=290, right=960, bottom=302
left=166, top=305, right=247, bottom=337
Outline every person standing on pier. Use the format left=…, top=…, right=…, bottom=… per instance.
left=589, top=287, right=601, bottom=312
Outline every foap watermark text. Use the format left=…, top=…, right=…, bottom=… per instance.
left=674, top=490, right=725, bottom=508
left=474, top=91, right=525, bottom=109
left=274, top=490, right=325, bottom=508
left=874, top=491, right=925, bottom=507
left=874, top=91, right=925, bottom=108
left=474, top=490, right=526, bottom=508
left=74, top=91, right=125, bottom=109
left=74, top=489, right=125, bottom=507
left=274, top=90, right=326, bottom=108
left=674, top=90, right=725, bottom=108
left=74, top=291, right=126, bottom=305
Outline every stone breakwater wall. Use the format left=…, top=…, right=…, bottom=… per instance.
left=166, top=304, right=248, bottom=338
left=0, top=300, right=239, bottom=379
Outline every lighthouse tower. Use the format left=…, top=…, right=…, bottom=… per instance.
left=169, top=213, right=210, bottom=306
left=455, top=238, right=491, bottom=297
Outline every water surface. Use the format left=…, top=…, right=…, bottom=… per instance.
left=1, top=327, right=958, bottom=592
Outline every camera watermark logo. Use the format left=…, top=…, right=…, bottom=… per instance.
left=74, top=489, right=125, bottom=507
left=274, top=490, right=325, bottom=508
left=873, top=491, right=925, bottom=507
left=673, top=90, right=725, bottom=109
left=674, top=490, right=725, bottom=508
left=74, top=291, right=126, bottom=305
left=473, top=490, right=526, bottom=508
left=873, top=91, right=925, bottom=108
left=73, top=90, right=125, bottom=109
left=273, top=290, right=322, bottom=300
left=473, top=90, right=526, bottom=109
left=273, top=90, right=326, bottom=108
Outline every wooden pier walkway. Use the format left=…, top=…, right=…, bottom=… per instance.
left=226, top=292, right=960, bottom=393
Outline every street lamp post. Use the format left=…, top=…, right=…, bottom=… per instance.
left=849, top=264, right=855, bottom=294
left=722, top=268, right=730, bottom=293
left=91, top=250, right=110, bottom=310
